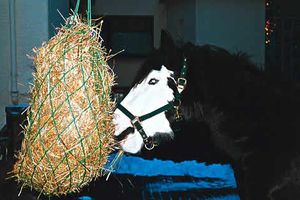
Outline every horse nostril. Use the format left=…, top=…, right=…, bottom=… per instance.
left=114, top=127, right=135, bottom=141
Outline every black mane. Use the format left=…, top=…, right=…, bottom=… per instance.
left=134, top=30, right=300, bottom=199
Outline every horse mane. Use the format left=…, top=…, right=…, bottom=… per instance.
left=130, top=30, right=300, bottom=199
left=132, top=49, right=166, bottom=87
left=135, top=29, right=300, bottom=156
left=134, top=30, right=264, bottom=105
left=132, top=30, right=182, bottom=87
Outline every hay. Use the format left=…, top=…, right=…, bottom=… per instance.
left=13, top=16, right=115, bottom=196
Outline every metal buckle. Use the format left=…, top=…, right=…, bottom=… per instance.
left=177, top=78, right=187, bottom=93
left=131, top=116, right=142, bottom=131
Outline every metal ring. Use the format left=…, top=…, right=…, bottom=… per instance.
left=173, top=99, right=181, bottom=108
left=177, top=78, right=187, bottom=93
left=144, top=142, right=155, bottom=151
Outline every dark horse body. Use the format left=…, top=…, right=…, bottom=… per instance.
left=130, top=31, right=300, bottom=199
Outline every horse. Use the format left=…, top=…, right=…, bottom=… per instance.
left=113, top=31, right=300, bottom=199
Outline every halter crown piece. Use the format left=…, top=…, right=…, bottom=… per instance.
left=117, top=58, right=188, bottom=150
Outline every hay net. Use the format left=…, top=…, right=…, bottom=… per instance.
left=13, top=0, right=116, bottom=196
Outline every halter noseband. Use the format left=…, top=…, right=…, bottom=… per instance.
left=116, top=58, right=188, bottom=151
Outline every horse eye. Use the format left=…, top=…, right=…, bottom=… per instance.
left=148, top=78, right=159, bottom=85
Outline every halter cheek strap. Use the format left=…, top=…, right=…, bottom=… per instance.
left=177, top=58, right=188, bottom=94
left=116, top=58, right=188, bottom=151
left=116, top=103, right=174, bottom=150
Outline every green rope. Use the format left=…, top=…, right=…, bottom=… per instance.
left=74, top=0, right=92, bottom=25
left=29, top=31, right=87, bottom=125
left=26, top=66, right=92, bottom=147
left=59, top=133, right=107, bottom=186
left=87, top=0, right=92, bottom=26
left=19, top=32, right=86, bottom=190
left=74, top=0, right=81, bottom=16
left=17, top=0, right=113, bottom=193
left=90, top=49, right=104, bottom=165
left=23, top=52, right=79, bottom=185
left=73, top=34, right=90, bottom=188
left=29, top=33, right=83, bottom=126
left=26, top=49, right=101, bottom=193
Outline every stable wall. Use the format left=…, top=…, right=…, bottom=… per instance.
left=0, top=0, right=11, bottom=128
left=0, top=0, right=69, bottom=128
left=196, top=0, right=265, bottom=67
left=93, top=0, right=166, bottom=87
left=95, top=0, right=265, bottom=88
left=94, top=0, right=165, bottom=49
left=0, top=0, right=266, bottom=127
left=165, top=0, right=197, bottom=44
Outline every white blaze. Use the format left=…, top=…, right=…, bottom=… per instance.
left=113, top=65, right=175, bottom=154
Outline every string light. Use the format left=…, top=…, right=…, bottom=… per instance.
left=265, top=0, right=273, bottom=45
left=265, top=19, right=271, bottom=44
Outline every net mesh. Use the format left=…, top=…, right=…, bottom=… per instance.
left=13, top=15, right=115, bottom=196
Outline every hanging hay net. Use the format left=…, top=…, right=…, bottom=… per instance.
left=12, top=13, right=116, bottom=196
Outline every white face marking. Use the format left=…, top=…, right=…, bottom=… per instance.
left=113, top=65, right=176, bottom=154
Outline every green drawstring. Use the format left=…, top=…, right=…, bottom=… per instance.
left=74, top=0, right=80, bottom=15
left=87, top=0, right=92, bottom=26
left=74, top=0, right=92, bottom=26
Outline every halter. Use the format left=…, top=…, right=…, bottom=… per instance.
left=116, top=58, right=188, bottom=150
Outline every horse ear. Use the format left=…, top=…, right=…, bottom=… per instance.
left=160, top=30, right=176, bottom=53
left=160, top=65, right=168, bottom=71
left=159, top=30, right=180, bottom=70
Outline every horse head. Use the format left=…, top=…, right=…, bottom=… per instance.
left=113, top=65, right=183, bottom=154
